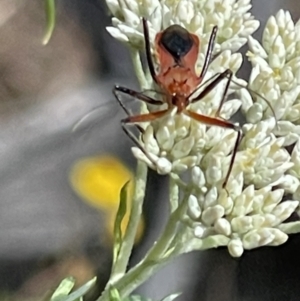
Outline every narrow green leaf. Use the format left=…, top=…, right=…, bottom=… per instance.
left=160, top=293, right=182, bottom=301
left=50, top=277, right=75, bottom=300
left=43, top=0, right=56, bottom=45
left=55, top=277, right=96, bottom=301
left=113, top=181, right=130, bottom=264
left=162, top=246, right=175, bottom=259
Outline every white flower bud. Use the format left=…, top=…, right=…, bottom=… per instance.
left=202, top=205, right=225, bottom=226
left=123, top=8, right=140, bottom=27
left=218, top=193, right=234, bottom=215
left=203, top=187, right=218, bottom=209
left=272, top=201, right=299, bottom=223
left=156, top=125, right=174, bottom=151
left=228, top=238, right=244, bottom=257
left=231, top=216, right=253, bottom=233
left=262, top=16, right=279, bottom=50
left=246, top=103, right=263, bottom=123
left=156, top=157, right=172, bottom=174
left=171, top=136, right=195, bottom=159
left=106, top=0, right=122, bottom=16
left=143, top=126, right=160, bottom=154
left=191, top=166, right=206, bottom=188
left=243, top=228, right=275, bottom=249
left=187, top=195, right=201, bottom=219
left=214, top=218, right=231, bottom=236
left=106, top=27, right=129, bottom=42
left=194, top=224, right=206, bottom=238
left=248, top=36, right=268, bottom=58
left=131, top=147, right=155, bottom=168
left=267, top=228, right=288, bottom=246
left=174, top=0, right=194, bottom=24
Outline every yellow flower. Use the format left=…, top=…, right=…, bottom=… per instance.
left=69, top=155, right=144, bottom=243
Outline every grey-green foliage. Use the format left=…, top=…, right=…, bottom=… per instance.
left=50, top=277, right=96, bottom=301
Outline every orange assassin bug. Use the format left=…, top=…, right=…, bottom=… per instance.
left=113, top=18, right=241, bottom=188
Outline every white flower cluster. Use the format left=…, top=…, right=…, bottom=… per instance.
left=242, top=10, right=300, bottom=145
left=239, top=9, right=300, bottom=218
left=106, top=0, right=258, bottom=52
left=106, top=0, right=300, bottom=257
left=186, top=170, right=298, bottom=257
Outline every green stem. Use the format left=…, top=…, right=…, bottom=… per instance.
left=110, top=48, right=150, bottom=278
left=169, top=175, right=179, bottom=213
left=130, top=49, right=148, bottom=89
left=110, top=161, right=148, bottom=278
left=145, top=194, right=188, bottom=261
left=100, top=257, right=163, bottom=301
left=168, top=223, right=189, bottom=254
left=98, top=191, right=190, bottom=301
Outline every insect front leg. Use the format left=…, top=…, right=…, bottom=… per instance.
left=113, top=85, right=164, bottom=132
left=184, top=110, right=242, bottom=189
left=114, top=84, right=171, bottom=167
left=121, top=109, right=170, bottom=168
left=190, top=69, right=233, bottom=119
left=113, top=85, right=163, bottom=113
left=214, top=69, right=233, bottom=118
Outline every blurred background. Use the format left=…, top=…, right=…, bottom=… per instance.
left=0, top=0, right=300, bottom=300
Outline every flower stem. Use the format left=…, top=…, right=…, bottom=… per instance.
left=169, top=176, right=179, bottom=213
left=109, top=48, right=149, bottom=279
left=110, top=160, right=148, bottom=278
left=130, top=49, right=148, bottom=89
left=98, top=191, right=190, bottom=301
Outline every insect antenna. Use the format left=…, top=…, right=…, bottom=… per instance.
left=198, top=36, right=276, bottom=122
left=189, top=72, right=277, bottom=123
left=199, top=26, right=218, bottom=79
left=72, top=102, right=116, bottom=133
left=230, top=78, right=277, bottom=123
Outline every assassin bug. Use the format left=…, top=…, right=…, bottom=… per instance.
left=114, top=18, right=241, bottom=188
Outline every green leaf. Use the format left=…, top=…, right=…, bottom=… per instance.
left=160, top=293, right=182, bottom=301
left=51, top=277, right=96, bottom=301
left=43, top=0, right=56, bottom=45
left=50, top=277, right=75, bottom=300
left=113, top=181, right=130, bottom=264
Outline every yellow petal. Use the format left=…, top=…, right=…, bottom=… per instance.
left=69, top=155, right=133, bottom=210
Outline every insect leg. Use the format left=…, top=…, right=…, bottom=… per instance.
left=114, top=84, right=170, bottom=165
left=122, top=109, right=169, bottom=124
left=114, top=85, right=163, bottom=108
left=190, top=69, right=232, bottom=106
left=142, top=18, right=158, bottom=84
left=230, top=79, right=276, bottom=120
left=121, top=109, right=169, bottom=167
left=215, top=69, right=233, bottom=117
left=199, top=26, right=218, bottom=80
left=197, top=68, right=276, bottom=121
left=113, top=85, right=164, bottom=132
left=184, top=110, right=241, bottom=189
